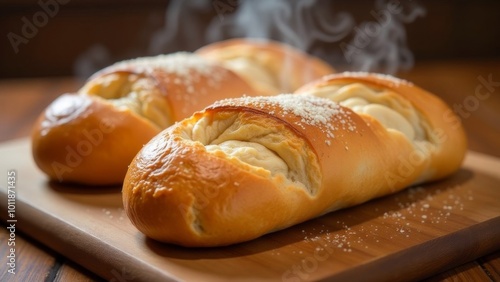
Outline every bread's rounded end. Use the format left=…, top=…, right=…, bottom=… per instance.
left=31, top=93, right=160, bottom=186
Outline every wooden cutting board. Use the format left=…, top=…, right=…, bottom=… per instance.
left=0, top=138, right=499, bottom=282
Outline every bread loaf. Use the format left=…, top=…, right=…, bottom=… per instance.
left=122, top=72, right=467, bottom=247
left=32, top=52, right=259, bottom=185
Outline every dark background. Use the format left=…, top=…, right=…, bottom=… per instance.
left=1, top=0, right=499, bottom=79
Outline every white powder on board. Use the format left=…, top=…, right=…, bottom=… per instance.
left=272, top=185, right=475, bottom=258
left=101, top=207, right=126, bottom=221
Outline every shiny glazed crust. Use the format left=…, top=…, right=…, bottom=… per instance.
left=123, top=75, right=466, bottom=247
left=295, top=72, right=468, bottom=183
left=31, top=94, right=160, bottom=185
left=87, top=53, right=259, bottom=121
left=31, top=52, right=259, bottom=185
left=196, top=38, right=335, bottom=94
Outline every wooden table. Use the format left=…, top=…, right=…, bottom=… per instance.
left=0, top=60, right=499, bottom=281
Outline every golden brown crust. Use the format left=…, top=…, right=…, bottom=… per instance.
left=31, top=93, right=160, bottom=185
left=124, top=105, right=319, bottom=246
left=295, top=72, right=468, bottom=183
left=31, top=52, right=261, bottom=185
left=195, top=38, right=335, bottom=94
left=123, top=80, right=467, bottom=247
left=90, top=54, right=260, bottom=121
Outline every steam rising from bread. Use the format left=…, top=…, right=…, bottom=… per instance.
left=206, top=0, right=354, bottom=57
left=73, top=0, right=425, bottom=78
left=345, top=0, right=426, bottom=74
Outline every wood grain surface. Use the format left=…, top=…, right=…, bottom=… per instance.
left=0, top=139, right=499, bottom=281
left=0, top=61, right=500, bottom=281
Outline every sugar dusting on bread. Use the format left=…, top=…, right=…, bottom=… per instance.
left=214, top=94, right=357, bottom=144
left=111, top=52, right=227, bottom=90
left=111, top=52, right=233, bottom=116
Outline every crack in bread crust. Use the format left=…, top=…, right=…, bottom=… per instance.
left=186, top=110, right=321, bottom=195
left=302, top=83, right=432, bottom=144
left=80, top=72, right=172, bottom=129
left=222, top=57, right=279, bottom=94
